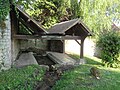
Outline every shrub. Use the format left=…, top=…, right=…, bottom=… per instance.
left=97, top=31, right=120, bottom=67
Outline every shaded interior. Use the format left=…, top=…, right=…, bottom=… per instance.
left=34, top=55, right=56, bottom=65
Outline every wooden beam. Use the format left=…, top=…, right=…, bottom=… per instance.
left=10, top=5, right=19, bottom=37
left=75, top=40, right=81, bottom=46
left=64, top=36, right=81, bottom=40
left=42, top=36, right=81, bottom=40
left=19, top=18, right=35, bottom=34
left=13, top=35, right=41, bottom=39
left=17, top=6, right=47, bottom=35
left=13, top=35, right=81, bottom=40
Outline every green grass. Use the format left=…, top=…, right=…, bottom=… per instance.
left=52, top=54, right=120, bottom=90
left=0, top=65, right=46, bottom=90
left=68, top=54, right=102, bottom=65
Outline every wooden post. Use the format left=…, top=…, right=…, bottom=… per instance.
left=80, top=38, right=84, bottom=59
left=62, top=40, right=65, bottom=53
left=10, top=5, right=19, bottom=37
left=79, top=37, right=86, bottom=64
left=10, top=4, right=20, bottom=64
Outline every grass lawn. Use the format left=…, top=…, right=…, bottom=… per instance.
left=0, top=65, right=46, bottom=90
left=52, top=54, right=120, bottom=90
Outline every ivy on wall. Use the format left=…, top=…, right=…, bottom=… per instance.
left=0, top=0, right=10, bottom=29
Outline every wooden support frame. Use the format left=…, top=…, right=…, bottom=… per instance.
left=13, top=35, right=81, bottom=40
left=13, top=35, right=41, bottom=39
left=61, top=40, right=65, bottom=53
left=10, top=5, right=19, bottom=38
left=75, top=40, right=81, bottom=46
left=16, top=5, right=47, bottom=35
left=42, top=35, right=81, bottom=40
left=18, top=18, right=35, bottom=34
left=10, top=4, right=92, bottom=65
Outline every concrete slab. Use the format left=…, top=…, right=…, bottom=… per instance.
left=47, top=52, right=76, bottom=65
left=14, top=52, right=38, bottom=67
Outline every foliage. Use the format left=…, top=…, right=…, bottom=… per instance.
left=20, top=0, right=120, bottom=35
left=70, top=0, right=80, bottom=18
left=97, top=31, right=120, bottom=67
left=0, top=0, right=10, bottom=21
left=0, top=0, right=10, bottom=28
left=52, top=55, right=120, bottom=90
left=0, top=0, right=120, bottom=34
left=15, top=0, right=34, bottom=9
left=70, top=0, right=120, bottom=36
left=23, top=0, right=70, bottom=29
left=0, top=65, right=46, bottom=90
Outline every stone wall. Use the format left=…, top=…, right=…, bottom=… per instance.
left=11, top=39, right=20, bottom=63
left=0, top=15, right=11, bottom=70
left=48, top=40, right=64, bottom=53
left=19, top=39, right=47, bottom=50
left=11, top=39, right=48, bottom=65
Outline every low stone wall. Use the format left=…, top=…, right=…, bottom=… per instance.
left=0, top=15, right=11, bottom=70
left=12, top=39, right=48, bottom=64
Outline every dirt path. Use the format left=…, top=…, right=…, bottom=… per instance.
left=35, top=65, right=75, bottom=90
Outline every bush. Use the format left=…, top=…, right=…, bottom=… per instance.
left=97, top=31, right=120, bottom=67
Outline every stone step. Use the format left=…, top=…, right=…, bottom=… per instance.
left=47, top=52, right=76, bottom=65
left=14, top=52, right=38, bottom=67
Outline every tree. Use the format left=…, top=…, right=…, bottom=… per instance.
left=17, top=0, right=71, bottom=29
left=1, top=0, right=120, bottom=34
left=69, top=0, right=120, bottom=36
left=0, top=0, right=10, bottom=29
left=70, top=0, right=80, bottom=18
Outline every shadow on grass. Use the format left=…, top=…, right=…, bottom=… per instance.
left=85, top=56, right=102, bottom=65
left=52, top=63, right=120, bottom=90
left=67, top=53, right=102, bottom=66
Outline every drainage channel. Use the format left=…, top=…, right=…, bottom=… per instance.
left=34, top=55, right=56, bottom=66
left=17, top=48, right=76, bottom=90
left=34, top=54, right=75, bottom=90
left=33, top=54, right=59, bottom=90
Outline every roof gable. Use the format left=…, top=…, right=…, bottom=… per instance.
left=16, top=5, right=48, bottom=35
left=48, top=18, right=92, bottom=36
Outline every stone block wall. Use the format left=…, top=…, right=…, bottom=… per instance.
left=0, top=15, right=11, bottom=70
left=48, top=40, right=64, bottom=53
left=11, top=39, right=20, bottom=63
left=19, top=39, right=47, bottom=50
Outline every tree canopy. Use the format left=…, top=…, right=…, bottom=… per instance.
left=78, top=0, right=120, bottom=35
left=18, top=0, right=71, bottom=29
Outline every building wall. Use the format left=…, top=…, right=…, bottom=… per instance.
left=65, top=38, right=96, bottom=57
left=0, top=15, right=11, bottom=70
